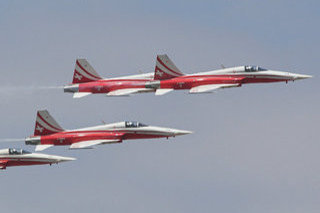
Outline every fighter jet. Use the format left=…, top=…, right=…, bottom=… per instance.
left=0, top=148, right=75, bottom=170
left=148, top=55, right=313, bottom=95
left=25, top=110, right=192, bottom=151
left=63, top=59, right=155, bottom=98
left=64, top=55, right=311, bottom=97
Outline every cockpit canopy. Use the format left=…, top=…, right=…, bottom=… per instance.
left=8, top=148, right=31, bottom=155
left=125, top=121, right=147, bottom=128
left=244, top=66, right=267, bottom=72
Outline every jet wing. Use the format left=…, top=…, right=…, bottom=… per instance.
left=109, top=72, right=154, bottom=80
left=106, top=88, right=153, bottom=96
left=35, top=144, right=54, bottom=151
left=155, top=89, right=173, bottom=96
left=73, top=92, right=92, bottom=98
left=189, top=84, right=240, bottom=94
left=69, top=139, right=122, bottom=149
left=0, top=160, right=8, bottom=170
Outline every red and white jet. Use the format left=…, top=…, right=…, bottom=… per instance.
left=64, top=55, right=311, bottom=97
left=149, top=55, right=312, bottom=95
left=63, top=59, right=155, bottom=98
left=0, top=148, right=75, bottom=170
left=25, top=110, right=192, bottom=151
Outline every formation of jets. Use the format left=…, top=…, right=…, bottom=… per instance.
left=64, top=54, right=311, bottom=98
left=1, top=54, right=312, bottom=170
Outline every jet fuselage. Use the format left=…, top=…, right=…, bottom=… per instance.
left=0, top=148, right=75, bottom=170
left=65, top=79, right=152, bottom=94
left=155, top=66, right=312, bottom=90
left=26, top=121, right=192, bottom=149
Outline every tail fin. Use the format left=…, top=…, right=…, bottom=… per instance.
left=72, top=59, right=102, bottom=84
left=34, top=110, right=64, bottom=136
left=154, top=54, right=184, bottom=80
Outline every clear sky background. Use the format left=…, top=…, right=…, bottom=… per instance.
left=0, top=0, right=319, bottom=212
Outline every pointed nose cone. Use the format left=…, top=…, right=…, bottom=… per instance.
left=172, top=129, right=193, bottom=136
left=287, top=72, right=312, bottom=80
left=292, top=73, right=312, bottom=80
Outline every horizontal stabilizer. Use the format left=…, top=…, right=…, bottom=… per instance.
left=0, top=160, right=8, bottom=170
left=107, top=88, right=153, bottom=96
left=35, top=144, right=54, bottom=151
left=189, top=84, right=240, bottom=94
left=73, top=92, right=91, bottom=98
left=69, top=139, right=121, bottom=149
left=155, top=89, right=173, bottom=96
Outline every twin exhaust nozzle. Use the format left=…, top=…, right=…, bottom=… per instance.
left=25, top=136, right=41, bottom=145
left=64, top=85, right=79, bottom=93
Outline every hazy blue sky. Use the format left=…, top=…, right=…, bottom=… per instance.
left=0, top=1, right=319, bottom=212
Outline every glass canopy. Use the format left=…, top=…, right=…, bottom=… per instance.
left=125, top=121, right=147, bottom=128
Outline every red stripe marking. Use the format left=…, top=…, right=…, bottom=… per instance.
left=76, top=60, right=101, bottom=79
left=72, top=70, right=97, bottom=84
left=155, top=66, right=179, bottom=80
left=155, top=66, right=168, bottom=74
left=157, top=56, right=183, bottom=76
left=38, top=113, right=63, bottom=132
left=0, top=158, right=50, bottom=161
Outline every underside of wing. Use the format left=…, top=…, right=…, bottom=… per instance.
left=69, top=139, right=122, bottom=149
left=106, top=88, right=153, bottom=96
left=35, top=144, right=54, bottom=151
left=73, top=92, right=92, bottom=98
left=189, top=84, right=240, bottom=94
left=109, top=72, right=154, bottom=80
left=155, top=89, right=173, bottom=96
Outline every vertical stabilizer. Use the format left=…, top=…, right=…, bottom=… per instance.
left=154, top=54, right=184, bottom=80
left=72, top=59, right=102, bottom=84
left=34, top=110, right=64, bottom=136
